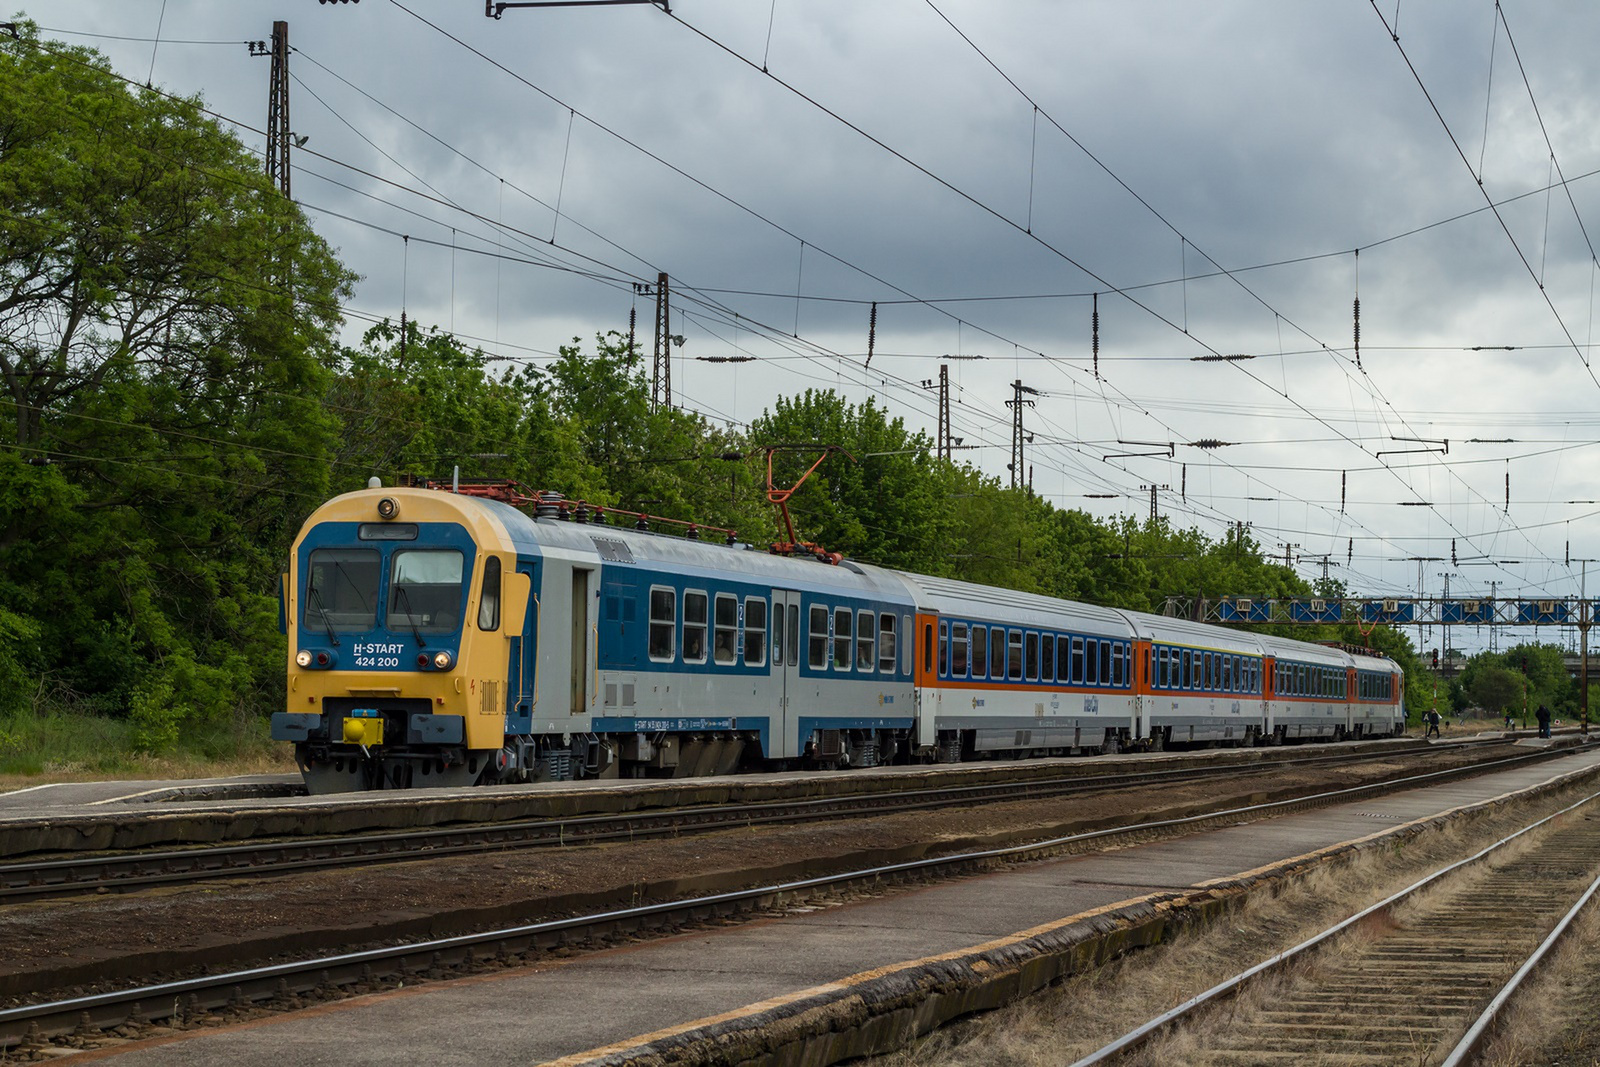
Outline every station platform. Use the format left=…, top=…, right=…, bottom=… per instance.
left=76, top=743, right=1600, bottom=1066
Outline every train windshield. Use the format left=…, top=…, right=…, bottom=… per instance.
left=305, top=548, right=381, bottom=632
left=387, top=549, right=466, bottom=635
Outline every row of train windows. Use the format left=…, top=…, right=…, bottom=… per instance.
left=648, top=589, right=769, bottom=667
left=1277, top=662, right=1348, bottom=699
left=805, top=605, right=904, bottom=673
left=1358, top=672, right=1395, bottom=701
left=938, top=622, right=1130, bottom=687
left=646, top=587, right=907, bottom=674
left=1150, top=647, right=1261, bottom=694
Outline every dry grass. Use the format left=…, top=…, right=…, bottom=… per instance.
left=0, top=749, right=297, bottom=793
left=875, top=790, right=1600, bottom=1067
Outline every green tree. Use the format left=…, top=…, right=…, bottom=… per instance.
left=748, top=388, right=948, bottom=568
left=327, top=319, right=598, bottom=496
left=1468, top=665, right=1525, bottom=719
left=0, top=26, right=353, bottom=736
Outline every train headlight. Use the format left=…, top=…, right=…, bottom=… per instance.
left=376, top=497, right=400, bottom=520
left=432, top=650, right=454, bottom=671
left=296, top=650, right=313, bottom=667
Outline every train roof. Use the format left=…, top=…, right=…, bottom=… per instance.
left=301, top=489, right=1404, bottom=671
left=881, top=569, right=1135, bottom=636
left=306, top=487, right=915, bottom=603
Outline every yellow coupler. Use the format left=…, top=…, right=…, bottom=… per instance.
left=555, top=758, right=1600, bottom=1067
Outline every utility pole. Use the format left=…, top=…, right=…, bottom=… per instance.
left=1005, top=380, right=1037, bottom=491
left=265, top=22, right=291, bottom=196
left=650, top=272, right=670, bottom=410
left=1489, top=580, right=1499, bottom=654
left=938, top=364, right=950, bottom=463
left=1139, top=484, right=1170, bottom=521
left=1299, top=553, right=1339, bottom=591
left=1437, top=571, right=1459, bottom=676
left=1583, top=562, right=1591, bottom=734
left=923, top=366, right=952, bottom=461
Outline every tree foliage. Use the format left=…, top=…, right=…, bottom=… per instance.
left=0, top=25, right=352, bottom=741
left=1, top=30, right=1447, bottom=753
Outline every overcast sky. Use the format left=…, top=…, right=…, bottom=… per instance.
left=31, top=1, right=1600, bottom=654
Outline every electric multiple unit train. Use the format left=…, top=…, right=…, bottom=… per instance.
left=272, top=485, right=1406, bottom=793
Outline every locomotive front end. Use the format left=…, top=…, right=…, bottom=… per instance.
left=272, top=487, right=527, bottom=793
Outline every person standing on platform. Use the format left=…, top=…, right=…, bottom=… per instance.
left=1426, top=709, right=1441, bottom=738
left=1536, top=703, right=1552, bottom=738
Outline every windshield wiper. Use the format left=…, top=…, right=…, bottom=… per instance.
left=392, top=584, right=426, bottom=648
left=305, top=584, right=340, bottom=647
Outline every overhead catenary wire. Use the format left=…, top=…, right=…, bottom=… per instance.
left=21, top=12, right=1587, bottom=601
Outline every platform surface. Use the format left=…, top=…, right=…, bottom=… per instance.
left=77, top=744, right=1600, bottom=1065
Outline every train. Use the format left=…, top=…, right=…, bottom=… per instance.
left=271, top=483, right=1407, bottom=793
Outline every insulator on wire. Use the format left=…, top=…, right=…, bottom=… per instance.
left=865, top=302, right=877, bottom=368
left=1092, top=292, right=1100, bottom=380
left=1353, top=296, right=1361, bottom=370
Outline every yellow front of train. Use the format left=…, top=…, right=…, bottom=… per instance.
left=272, top=486, right=529, bottom=792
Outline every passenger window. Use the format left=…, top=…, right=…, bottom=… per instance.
left=878, top=614, right=897, bottom=673
left=939, top=621, right=950, bottom=677
left=1025, top=632, right=1039, bottom=682
left=477, top=557, right=501, bottom=632
left=713, top=594, right=738, bottom=664
left=1112, top=642, right=1124, bottom=686
left=808, top=605, right=828, bottom=669
left=1086, top=639, right=1099, bottom=685
left=1071, top=637, right=1084, bottom=684
left=744, top=597, right=767, bottom=667
left=768, top=601, right=780, bottom=668
left=683, top=591, right=708, bottom=664
left=833, top=607, right=852, bottom=671
left=972, top=626, right=988, bottom=677
left=648, top=587, right=676, bottom=661
left=856, top=609, right=875, bottom=670
left=950, top=623, right=969, bottom=677
left=1007, top=629, right=1023, bottom=681
left=1041, top=634, right=1055, bottom=683
left=789, top=605, right=800, bottom=667
left=991, top=628, right=1007, bottom=680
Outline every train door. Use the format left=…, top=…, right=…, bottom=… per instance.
left=507, top=561, right=538, bottom=734
left=771, top=589, right=802, bottom=760
left=570, top=567, right=593, bottom=717
left=914, top=612, right=939, bottom=749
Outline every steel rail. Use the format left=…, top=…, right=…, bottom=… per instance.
left=1440, top=853, right=1600, bottom=1066
left=1067, top=787, right=1600, bottom=1066
left=0, top=742, right=1489, bottom=903
left=0, top=745, right=1577, bottom=1050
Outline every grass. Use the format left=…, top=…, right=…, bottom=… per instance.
left=0, top=706, right=296, bottom=791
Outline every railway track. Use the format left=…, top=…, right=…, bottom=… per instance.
left=0, top=744, right=1583, bottom=1053
left=1072, top=790, right=1600, bottom=1066
left=0, top=742, right=1525, bottom=902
